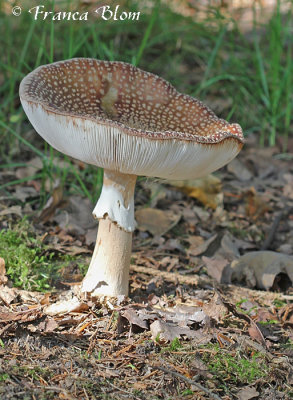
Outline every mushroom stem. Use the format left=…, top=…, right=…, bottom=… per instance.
left=92, top=169, right=137, bottom=232
left=82, top=216, right=133, bottom=296
left=81, top=170, right=137, bottom=296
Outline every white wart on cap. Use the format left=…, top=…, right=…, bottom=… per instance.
left=20, top=58, right=244, bottom=296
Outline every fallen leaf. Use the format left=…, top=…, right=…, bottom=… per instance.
left=38, top=183, right=64, bottom=223
left=0, top=285, right=16, bottom=305
left=157, top=238, right=186, bottom=253
left=237, top=386, right=259, bottom=400
left=133, top=382, right=148, bottom=390
left=0, top=307, right=42, bottom=323
left=231, top=251, right=293, bottom=290
left=202, top=292, right=228, bottom=323
left=15, top=156, right=43, bottom=179
left=219, top=233, right=240, bottom=260
left=40, top=293, right=51, bottom=305
left=159, top=256, right=180, bottom=271
left=120, top=308, right=149, bottom=330
left=53, top=244, right=91, bottom=256
left=18, top=289, right=46, bottom=304
left=14, top=186, right=38, bottom=202
left=56, top=229, right=75, bottom=243
left=189, top=356, right=213, bottom=379
left=44, top=297, right=88, bottom=316
left=227, top=158, right=252, bottom=181
left=248, top=321, right=266, bottom=347
left=239, top=300, right=258, bottom=317
left=193, top=206, right=210, bottom=221
left=278, top=243, right=293, bottom=255
left=143, top=182, right=167, bottom=208
left=256, top=309, right=277, bottom=324
left=0, top=205, right=22, bottom=217
left=244, top=187, right=272, bottom=220
left=54, top=196, right=96, bottom=235
left=150, top=320, right=209, bottom=342
left=154, top=304, right=207, bottom=326
left=188, top=234, right=218, bottom=256
left=135, top=208, right=181, bottom=236
left=283, top=173, right=293, bottom=199
left=28, top=179, right=41, bottom=192
left=0, top=258, right=7, bottom=285
left=202, top=255, right=229, bottom=283
left=38, top=318, right=59, bottom=332
left=169, top=174, right=222, bottom=209
left=118, top=301, right=209, bottom=340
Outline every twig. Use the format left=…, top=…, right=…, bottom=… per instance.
left=35, top=385, right=77, bottom=400
left=0, top=322, right=14, bottom=336
left=130, top=264, right=210, bottom=286
left=224, top=283, right=293, bottom=302
left=83, top=387, right=90, bottom=400
left=87, top=327, right=99, bottom=355
left=261, top=206, right=292, bottom=250
left=152, top=365, right=222, bottom=400
left=106, top=379, right=143, bottom=400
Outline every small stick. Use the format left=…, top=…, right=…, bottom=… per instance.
left=105, top=379, right=143, bottom=400
left=35, top=385, right=77, bottom=400
left=152, top=365, right=222, bottom=400
left=130, top=264, right=210, bottom=286
left=261, top=206, right=292, bottom=250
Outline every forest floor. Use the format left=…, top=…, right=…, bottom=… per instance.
left=1, top=1, right=293, bottom=398
left=0, top=135, right=293, bottom=400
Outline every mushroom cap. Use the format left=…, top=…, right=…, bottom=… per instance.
left=19, top=58, right=244, bottom=180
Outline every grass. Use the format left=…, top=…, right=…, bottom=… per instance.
left=11, top=365, right=53, bottom=381
left=201, top=344, right=268, bottom=387
left=154, top=340, right=276, bottom=396
left=0, top=218, right=87, bottom=291
left=0, top=1, right=292, bottom=185
left=0, top=361, right=106, bottom=399
left=161, top=337, right=183, bottom=352
left=0, top=373, right=9, bottom=382
left=252, top=1, right=293, bottom=147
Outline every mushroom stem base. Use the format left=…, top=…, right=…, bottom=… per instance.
left=81, top=216, right=132, bottom=296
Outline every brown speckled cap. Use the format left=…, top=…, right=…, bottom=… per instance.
left=19, top=58, right=244, bottom=180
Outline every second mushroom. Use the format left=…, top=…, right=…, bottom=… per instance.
left=19, top=58, right=244, bottom=296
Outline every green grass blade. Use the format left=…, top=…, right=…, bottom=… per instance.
left=133, top=1, right=160, bottom=66
left=0, top=173, right=43, bottom=191
left=0, top=120, right=45, bottom=159
left=254, top=36, right=270, bottom=108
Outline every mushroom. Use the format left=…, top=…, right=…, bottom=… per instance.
left=19, top=58, right=244, bottom=297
